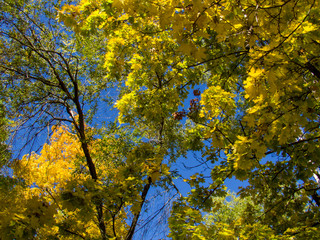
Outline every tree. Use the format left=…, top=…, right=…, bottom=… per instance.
left=168, top=192, right=275, bottom=240
left=1, top=0, right=173, bottom=239
left=0, top=100, right=11, bottom=169
left=0, top=0, right=113, bottom=238
left=204, top=192, right=264, bottom=239
left=59, top=0, right=320, bottom=238
left=172, top=191, right=319, bottom=240
left=1, top=124, right=140, bottom=239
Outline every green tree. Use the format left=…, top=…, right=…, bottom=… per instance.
left=205, top=192, right=263, bottom=239
left=60, top=0, right=320, bottom=238
left=0, top=1, right=112, bottom=237
left=0, top=101, right=10, bottom=168
left=0, top=0, right=174, bottom=239
left=169, top=192, right=285, bottom=240
left=168, top=192, right=276, bottom=240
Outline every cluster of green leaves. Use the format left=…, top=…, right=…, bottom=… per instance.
left=0, top=101, right=11, bottom=168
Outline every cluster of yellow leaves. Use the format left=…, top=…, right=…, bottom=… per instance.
left=59, top=0, right=209, bottom=136
left=200, top=85, right=236, bottom=120
left=0, top=126, right=101, bottom=239
left=13, top=126, right=84, bottom=191
left=234, top=0, right=320, bottom=168
left=191, top=0, right=320, bottom=172
left=229, top=135, right=267, bottom=172
left=1, top=126, right=131, bottom=239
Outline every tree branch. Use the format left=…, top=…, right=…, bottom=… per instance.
left=125, top=177, right=152, bottom=240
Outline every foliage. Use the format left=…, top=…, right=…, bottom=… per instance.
left=1, top=0, right=320, bottom=239
left=1, top=125, right=126, bottom=239
left=0, top=101, right=11, bottom=168
left=0, top=0, right=108, bottom=154
left=170, top=192, right=289, bottom=240
left=168, top=192, right=274, bottom=240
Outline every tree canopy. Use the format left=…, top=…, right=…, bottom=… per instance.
left=1, top=0, right=320, bottom=239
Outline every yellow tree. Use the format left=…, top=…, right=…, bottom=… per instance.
left=1, top=125, right=99, bottom=239
left=1, top=124, right=163, bottom=239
